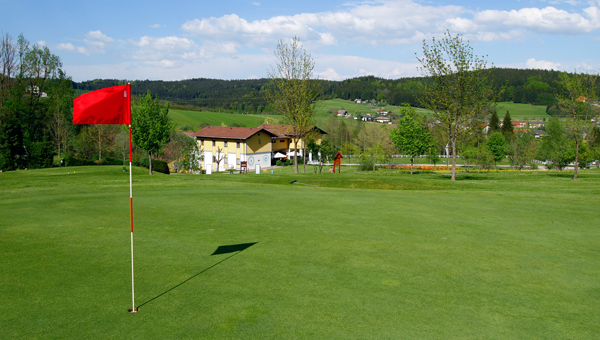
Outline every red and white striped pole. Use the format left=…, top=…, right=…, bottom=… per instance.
left=128, top=87, right=138, bottom=313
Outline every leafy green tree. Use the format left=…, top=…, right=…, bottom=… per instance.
left=417, top=30, right=497, bottom=180
left=588, top=126, right=600, bottom=168
left=488, top=110, right=500, bottom=134
left=266, top=37, right=322, bottom=173
left=540, top=117, right=574, bottom=170
left=306, top=139, right=335, bottom=173
left=132, top=91, right=172, bottom=175
left=507, top=131, right=537, bottom=170
left=0, top=33, right=65, bottom=170
left=501, top=111, right=514, bottom=139
left=390, top=110, right=434, bottom=174
left=485, top=132, right=506, bottom=168
left=556, top=71, right=600, bottom=180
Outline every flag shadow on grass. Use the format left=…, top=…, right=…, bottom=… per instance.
left=137, top=242, right=257, bottom=309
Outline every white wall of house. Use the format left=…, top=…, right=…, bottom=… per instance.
left=246, top=152, right=271, bottom=170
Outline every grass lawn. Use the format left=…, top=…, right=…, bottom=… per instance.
left=169, top=109, right=283, bottom=130
left=2, top=166, right=599, bottom=339
left=495, top=102, right=550, bottom=121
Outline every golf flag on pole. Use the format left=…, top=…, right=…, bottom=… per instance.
left=73, top=84, right=138, bottom=313
left=73, top=84, right=131, bottom=125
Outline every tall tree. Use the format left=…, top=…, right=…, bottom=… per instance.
left=417, top=31, right=497, bottom=180
left=485, top=131, right=506, bottom=168
left=540, top=117, right=574, bottom=170
left=488, top=110, right=500, bottom=134
left=507, top=131, right=537, bottom=170
left=0, top=33, right=65, bottom=170
left=266, top=37, right=322, bottom=173
left=556, top=71, right=599, bottom=180
left=390, top=109, right=433, bottom=174
left=501, top=111, right=514, bottom=139
left=131, top=91, right=172, bottom=175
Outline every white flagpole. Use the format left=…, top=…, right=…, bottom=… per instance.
left=127, top=85, right=138, bottom=313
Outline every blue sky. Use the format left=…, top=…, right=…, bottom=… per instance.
left=2, top=0, right=599, bottom=81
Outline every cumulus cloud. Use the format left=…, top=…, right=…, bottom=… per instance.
left=83, top=30, right=114, bottom=53
left=180, top=0, right=600, bottom=52
left=56, top=42, right=90, bottom=55
left=526, top=58, right=562, bottom=70
left=475, top=6, right=600, bottom=34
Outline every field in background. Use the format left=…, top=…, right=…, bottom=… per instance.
left=169, top=109, right=284, bottom=130
left=171, top=100, right=552, bottom=130
left=2, top=166, right=599, bottom=339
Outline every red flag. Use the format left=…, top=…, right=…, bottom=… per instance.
left=73, top=84, right=131, bottom=125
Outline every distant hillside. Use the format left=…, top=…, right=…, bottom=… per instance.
left=73, top=68, right=563, bottom=113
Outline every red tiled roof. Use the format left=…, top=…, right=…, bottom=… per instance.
left=258, top=124, right=294, bottom=138
left=192, top=126, right=276, bottom=140
left=259, top=124, right=327, bottom=137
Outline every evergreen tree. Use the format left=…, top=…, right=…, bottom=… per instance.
left=488, top=110, right=500, bottom=133
left=501, top=111, right=514, bottom=138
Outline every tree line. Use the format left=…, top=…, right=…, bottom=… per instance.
left=1, top=33, right=200, bottom=173
left=73, top=69, right=565, bottom=114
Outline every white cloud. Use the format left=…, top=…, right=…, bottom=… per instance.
left=526, top=58, right=562, bottom=70
left=180, top=0, right=600, bottom=53
left=251, top=2, right=260, bottom=6
left=85, top=30, right=114, bottom=42
left=56, top=42, right=89, bottom=55
left=475, top=6, right=600, bottom=34
left=149, top=24, right=165, bottom=28
left=82, top=30, right=114, bottom=53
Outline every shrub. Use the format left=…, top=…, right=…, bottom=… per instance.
left=96, top=157, right=124, bottom=165
left=135, top=157, right=169, bottom=174
left=285, top=159, right=291, bottom=165
left=152, top=160, right=170, bottom=174
left=276, top=160, right=283, bottom=166
left=65, top=156, right=94, bottom=167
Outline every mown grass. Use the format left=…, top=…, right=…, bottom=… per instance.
left=1, top=166, right=599, bottom=339
left=169, top=109, right=284, bottom=129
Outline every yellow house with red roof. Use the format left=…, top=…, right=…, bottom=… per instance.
left=193, top=126, right=277, bottom=172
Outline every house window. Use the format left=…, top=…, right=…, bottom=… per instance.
left=280, top=139, right=285, bottom=143
left=199, top=139, right=204, bottom=146
left=237, top=142, right=240, bottom=148
left=259, top=139, right=261, bottom=144
left=224, top=141, right=228, bottom=147
left=212, top=140, right=215, bottom=147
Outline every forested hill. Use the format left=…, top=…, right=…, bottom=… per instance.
left=73, top=68, right=563, bottom=112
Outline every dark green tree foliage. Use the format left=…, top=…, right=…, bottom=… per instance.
left=488, top=110, right=500, bottom=134
left=0, top=33, right=68, bottom=170
left=132, top=91, right=172, bottom=175
left=485, top=132, right=506, bottom=167
left=72, top=68, right=564, bottom=112
left=501, top=111, right=513, bottom=138
left=390, top=110, right=433, bottom=174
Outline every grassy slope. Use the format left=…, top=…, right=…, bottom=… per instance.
left=169, top=109, right=284, bottom=129
left=1, top=166, right=599, bottom=339
left=170, top=100, right=551, bottom=130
